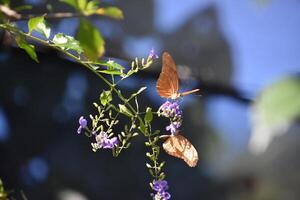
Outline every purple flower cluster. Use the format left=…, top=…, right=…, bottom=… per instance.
left=148, top=48, right=159, bottom=60
left=95, top=131, right=119, bottom=149
left=77, top=116, right=87, bottom=134
left=158, top=101, right=182, bottom=134
left=151, top=180, right=171, bottom=200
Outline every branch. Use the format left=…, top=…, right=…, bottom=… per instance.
left=11, top=12, right=82, bottom=21
left=0, top=5, right=82, bottom=21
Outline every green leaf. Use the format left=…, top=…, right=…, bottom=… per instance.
left=118, top=104, right=133, bottom=117
left=15, top=35, right=38, bottom=62
left=144, top=107, right=153, bottom=124
left=77, top=0, right=87, bottom=11
left=105, top=60, right=124, bottom=70
left=96, top=6, right=124, bottom=20
left=148, top=169, right=154, bottom=177
left=98, top=69, right=122, bottom=75
left=1, top=0, right=10, bottom=6
left=146, top=163, right=152, bottom=168
left=129, top=87, right=147, bottom=100
left=138, top=118, right=146, bottom=134
left=153, top=130, right=160, bottom=136
left=100, top=90, right=112, bottom=106
left=255, top=77, right=300, bottom=126
left=77, top=18, right=105, bottom=61
left=28, top=15, right=51, bottom=39
left=159, top=172, right=166, bottom=180
left=85, top=0, right=99, bottom=15
left=53, top=33, right=83, bottom=54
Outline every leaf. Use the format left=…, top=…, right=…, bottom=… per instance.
left=97, top=60, right=124, bottom=75
left=98, top=69, right=122, bottom=75
left=159, top=172, right=166, bottom=180
left=28, top=15, right=50, bottom=39
left=118, top=104, right=133, bottom=117
left=53, top=33, right=83, bottom=54
left=1, top=0, right=10, bottom=6
left=77, top=18, right=105, bottom=61
left=77, top=0, right=87, bottom=11
left=144, top=107, right=153, bottom=124
left=146, top=163, right=152, bottom=168
left=255, top=77, right=300, bottom=126
left=96, top=6, right=124, bottom=20
left=85, top=0, right=99, bottom=15
left=105, top=60, right=124, bottom=70
left=129, top=87, right=147, bottom=100
left=15, top=35, right=38, bottom=62
left=138, top=118, right=146, bottom=134
left=99, top=90, right=112, bottom=106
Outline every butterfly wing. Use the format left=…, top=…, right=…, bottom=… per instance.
left=162, top=134, right=198, bottom=167
left=156, top=52, right=179, bottom=98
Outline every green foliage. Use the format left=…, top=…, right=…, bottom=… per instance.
left=0, top=0, right=10, bottom=6
left=145, top=132, right=165, bottom=180
left=53, top=33, right=83, bottom=54
left=0, top=179, right=8, bottom=200
left=129, top=87, right=147, bottom=101
left=96, top=6, right=124, bottom=20
left=118, top=104, right=133, bottom=117
left=138, top=118, right=146, bottom=134
left=28, top=15, right=50, bottom=39
left=144, top=107, right=153, bottom=124
left=255, top=77, right=300, bottom=126
left=85, top=0, right=99, bottom=14
left=77, top=18, right=104, bottom=60
left=0, top=1, right=172, bottom=197
left=100, top=90, right=112, bottom=106
left=77, top=0, right=86, bottom=11
left=60, top=0, right=123, bottom=19
left=15, top=35, right=38, bottom=62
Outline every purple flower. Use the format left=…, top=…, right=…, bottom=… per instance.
left=159, top=101, right=183, bottom=135
left=166, top=121, right=181, bottom=134
left=159, top=101, right=182, bottom=119
left=96, top=132, right=119, bottom=149
left=151, top=180, right=171, bottom=200
left=77, top=116, right=87, bottom=134
left=148, top=48, right=159, bottom=60
left=103, top=136, right=119, bottom=149
left=153, top=180, right=169, bottom=192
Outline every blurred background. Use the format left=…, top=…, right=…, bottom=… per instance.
left=0, top=0, right=300, bottom=199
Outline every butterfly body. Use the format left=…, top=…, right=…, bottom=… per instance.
left=156, top=52, right=199, bottom=100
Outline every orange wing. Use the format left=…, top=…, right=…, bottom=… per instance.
left=162, top=134, right=198, bottom=167
left=156, top=52, right=179, bottom=98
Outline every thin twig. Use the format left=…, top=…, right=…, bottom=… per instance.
left=0, top=5, right=83, bottom=21
left=12, top=12, right=82, bottom=21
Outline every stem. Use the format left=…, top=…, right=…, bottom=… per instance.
left=0, top=24, right=144, bottom=134
left=12, top=12, right=82, bottom=21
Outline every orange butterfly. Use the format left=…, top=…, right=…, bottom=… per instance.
left=156, top=52, right=200, bottom=100
left=157, top=52, right=199, bottom=167
left=161, top=134, right=198, bottom=167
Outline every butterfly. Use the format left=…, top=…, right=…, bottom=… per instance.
left=156, top=52, right=200, bottom=100
left=161, top=134, right=198, bottom=167
left=157, top=52, right=199, bottom=167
